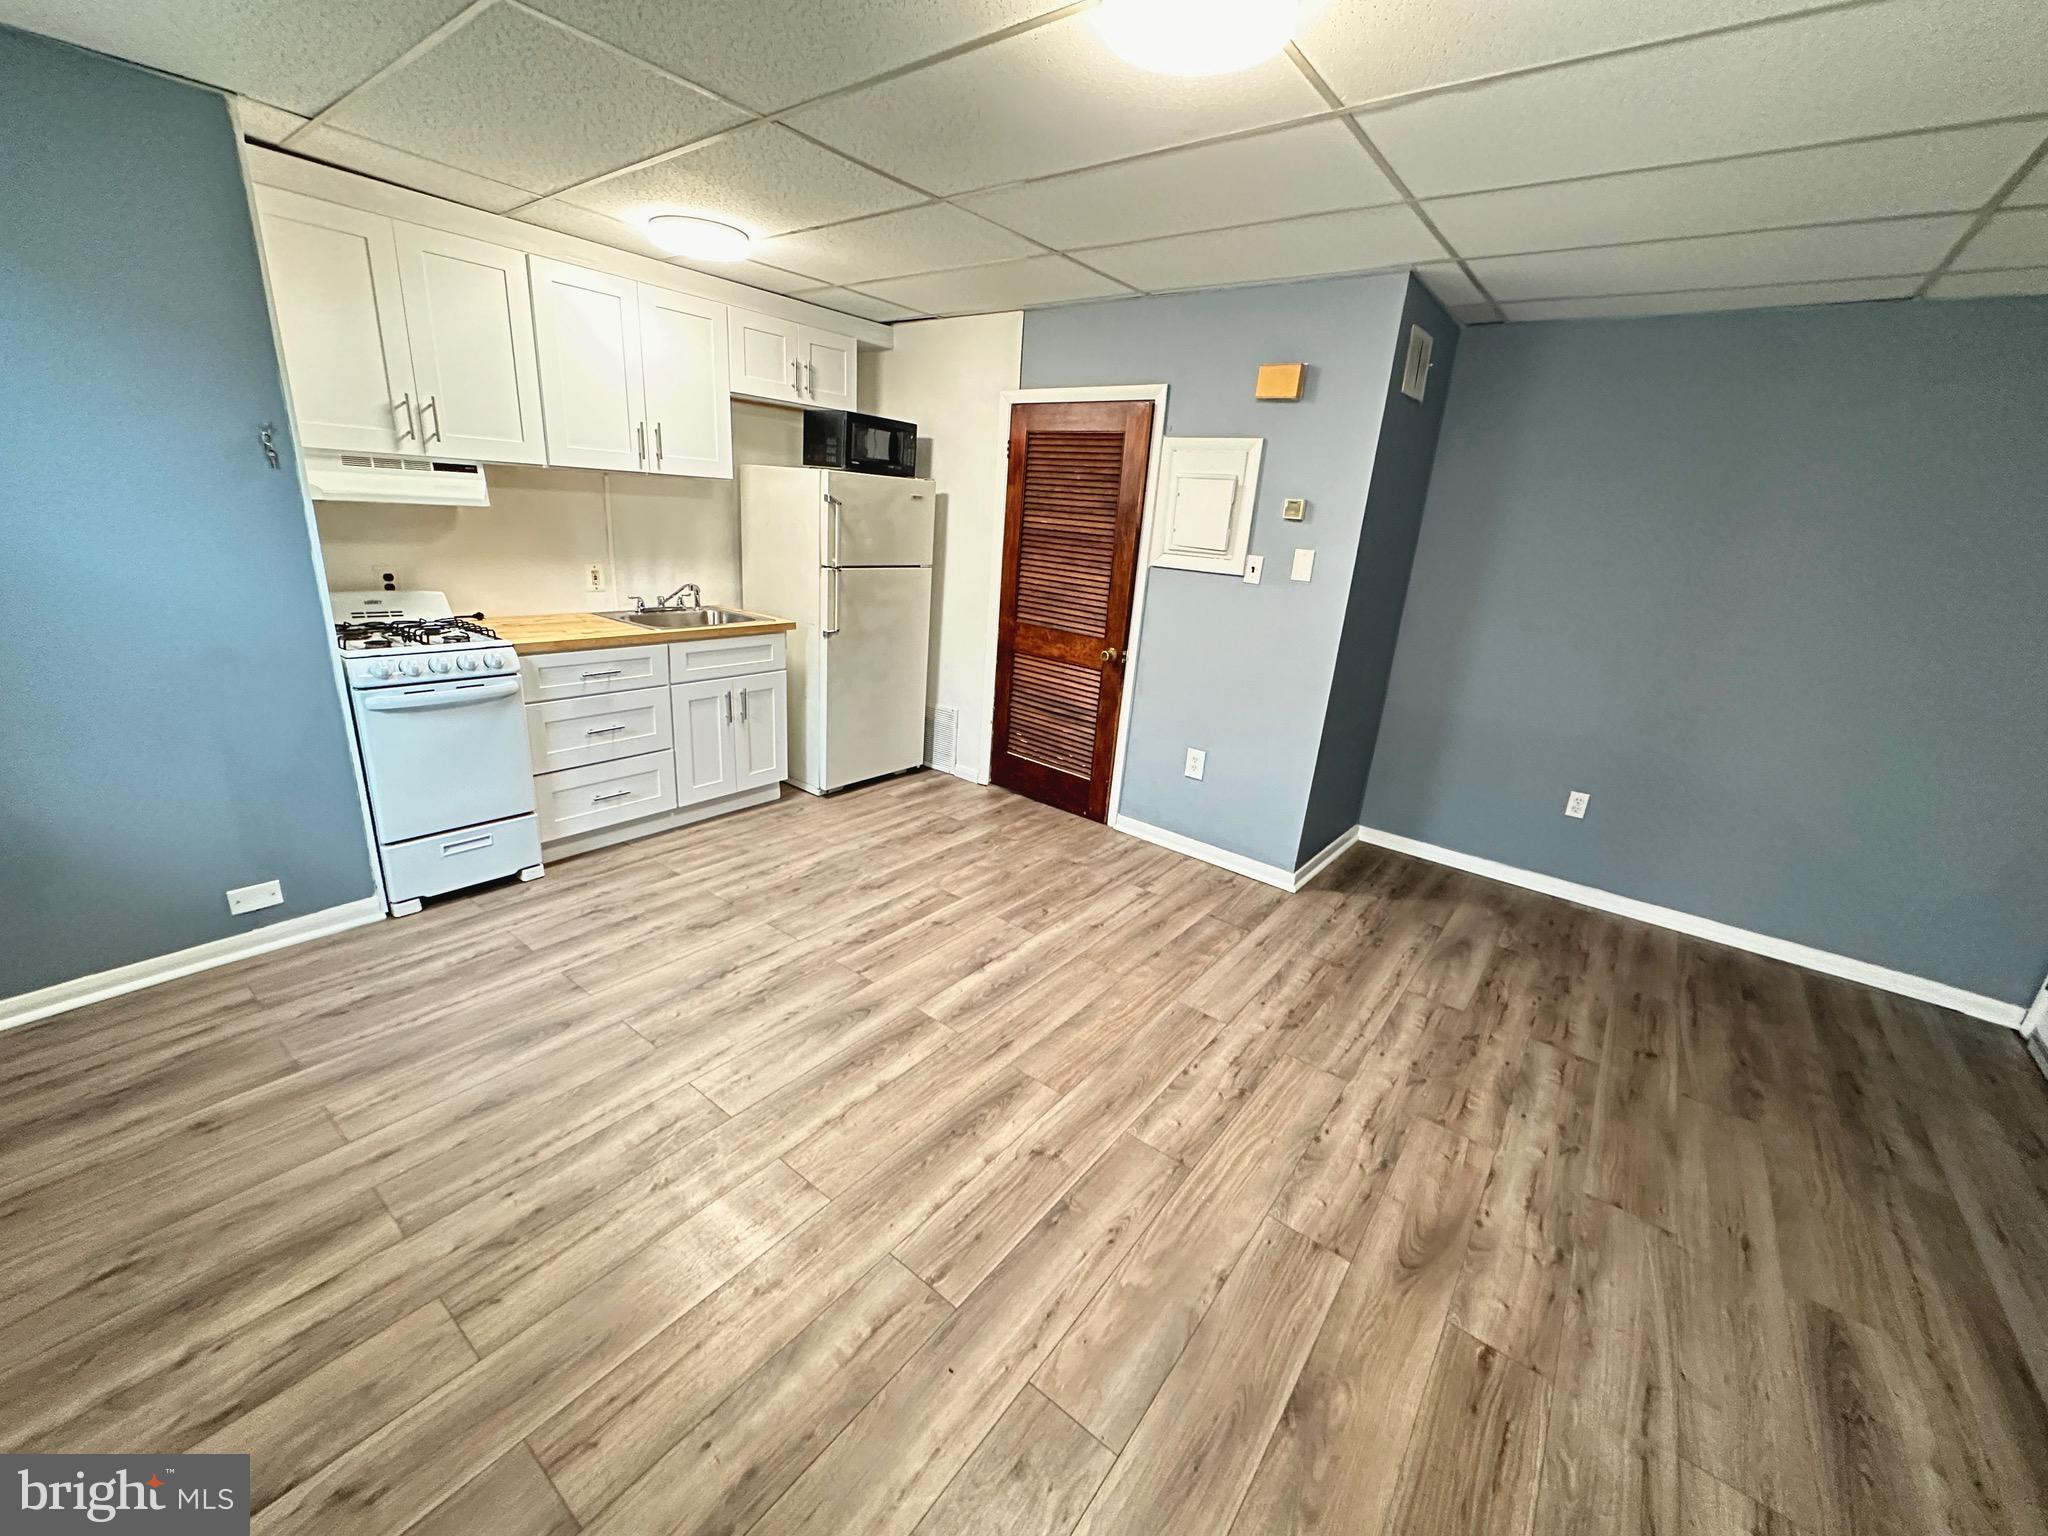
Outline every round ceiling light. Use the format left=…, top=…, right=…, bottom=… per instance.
left=1090, top=0, right=1301, bottom=76
left=645, top=214, right=752, bottom=262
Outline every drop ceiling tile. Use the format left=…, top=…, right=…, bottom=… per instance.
left=1360, top=0, right=2048, bottom=196
left=1469, top=217, right=1969, bottom=301
left=1079, top=206, right=1444, bottom=294
left=759, top=204, right=1038, bottom=287
left=1415, top=262, right=1488, bottom=310
left=1297, top=0, right=1840, bottom=107
left=515, top=199, right=826, bottom=290
left=1951, top=208, right=2048, bottom=271
left=1425, top=122, right=2043, bottom=258
left=783, top=14, right=1325, bottom=196
left=1928, top=266, right=2048, bottom=299
left=0, top=0, right=472, bottom=113
left=1501, top=276, right=1916, bottom=322
left=859, top=255, right=1131, bottom=317
left=957, top=120, right=1398, bottom=249
left=523, top=0, right=1061, bottom=113
left=233, top=98, right=311, bottom=144
left=563, top=122, right=923, bottom=238
left=1449, top=303, right=1500, bottom=325
left=794, top=287, right=929, bottom=323
left=288, top=123, right=536, bottom=213
left=323, top=3, right=745, bottom=195
left=2011, top=154, right=2048, bottom=206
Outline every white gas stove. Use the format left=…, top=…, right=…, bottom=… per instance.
left=333, top=590, right=543, bottom=914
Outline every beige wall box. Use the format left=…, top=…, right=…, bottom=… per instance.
left=1152, top=436, right=1264, bottom=577
left=1281, top=497, right=1307, bottom=521
left=1254, top=363, right=1306, bottom=401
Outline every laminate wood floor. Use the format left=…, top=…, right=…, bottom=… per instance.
left=4, top=771, right=2046, bottom=1535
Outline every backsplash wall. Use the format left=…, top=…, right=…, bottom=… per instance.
left=314, top=401, right=801, bottom=615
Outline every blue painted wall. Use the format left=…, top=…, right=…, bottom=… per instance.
left=1023, top=273, right=1410, bottom=871
left=1, top=28, right=375, bottom=999
left=1363, top=296, right=2048, bottom=1006
left=1298, top=276, right=1459, bottom=865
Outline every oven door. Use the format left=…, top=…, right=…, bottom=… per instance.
left=351, top=676, right=536, bottom=844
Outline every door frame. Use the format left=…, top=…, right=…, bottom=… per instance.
left=987, top=384, right=1169, bottom=826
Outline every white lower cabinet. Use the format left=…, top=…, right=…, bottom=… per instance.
left=522, top=639, right=786, bottom=850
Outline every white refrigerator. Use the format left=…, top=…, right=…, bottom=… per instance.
left=740, top=465, right=935, bottom=794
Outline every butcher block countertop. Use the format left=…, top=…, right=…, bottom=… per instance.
left=484, top=610, right=796, bottom=655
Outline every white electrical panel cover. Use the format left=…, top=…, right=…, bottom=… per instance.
left=1151, top=436, right=1263, bottom=576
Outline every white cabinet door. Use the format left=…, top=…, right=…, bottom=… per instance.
left=256, top=187, right=417, bottom=454
left=728, top=306, right=803, bottom=404
left=531, top=256, right=646, bottom=472
left=672, top=676, right=739, bottom=806
left=799, top=328, right=856, bottom=410
left=393, top=222, right=546, bottom=465
left=639, top=282, right=732, bottom=479
left=733, top=670, right=788, bottom=791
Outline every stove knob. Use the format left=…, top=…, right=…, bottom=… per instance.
left=402, top=659, right=425, bottom=677
left=429, top=657, right=451, bottom=674
left=367, top=661, right=392, bottom=680
left=484, top=653, right=505, bottom=671
left=458, top=655, right=478, bottom=672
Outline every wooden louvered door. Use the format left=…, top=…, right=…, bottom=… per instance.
left=991, top=399, right=1154, bottom=821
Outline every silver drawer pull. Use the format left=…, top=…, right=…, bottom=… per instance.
left=592, top=789, right=634, bottom=803
left=441, top=833, right=493, bottom=855
left=580, top=668, right=625, bottom=680
left=585, top=724, right=628, bottom=736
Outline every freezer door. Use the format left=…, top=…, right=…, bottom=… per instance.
left=824, top=472, right=935, bottom=568
left=819, top=564, right=933, bottom=791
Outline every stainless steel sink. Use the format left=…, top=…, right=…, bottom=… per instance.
left=603, top=606, right=763, bottom=630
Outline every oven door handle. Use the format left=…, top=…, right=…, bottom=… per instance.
left=358, top=679, right=521, bottom=712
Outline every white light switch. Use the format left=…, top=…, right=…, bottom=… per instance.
left=227, top=879, right=283, bottom=914
left=1290, top=548, right=1315, bottom=582
left=1185, top=748, right=1206, bottom=781
left=1243, top=554, right=1264, bottom=585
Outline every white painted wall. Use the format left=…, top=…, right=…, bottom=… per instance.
left=863, top=313, right=1023, bottom=783
left=314, top=401, right=801, bottom=614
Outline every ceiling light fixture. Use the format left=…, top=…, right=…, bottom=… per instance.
left=645, top=214, right=752, bottom=262
left=1090, top=0, right=1301, bottom=77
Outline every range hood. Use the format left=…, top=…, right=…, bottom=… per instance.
left=305, top=452, right=491, bottom=507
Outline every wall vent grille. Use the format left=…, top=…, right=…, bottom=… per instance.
left=926, top=706, right=958, bottom=771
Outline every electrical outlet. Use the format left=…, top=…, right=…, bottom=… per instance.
left=1565, top=790, right=1590, bottom=819
left=585, top=562, right=606, bottom=593
left=1184, top=748, right=1206, bottom=781
left=379, top=569, right=400, bottom=592
left=227, top=879, right=283, bottom=915
left=1243, top=554, right=1264, bottom=585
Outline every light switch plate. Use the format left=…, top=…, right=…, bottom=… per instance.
left=1243, top=554, right=1264, bottom=585
left=1290, top=548, right=1315, bottom=582
left=227, top=878, right=283, bottom=915
left=1281, top=497, right=1307, bottom=521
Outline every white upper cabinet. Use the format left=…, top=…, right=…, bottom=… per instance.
left=391, top=223, right=546, bottom=465
left=531, top=259, right=735, bottom=479
left=729, top=307, right=856, bottom=410
left=530, top=256, right=647, bottom=474
left=257, top=187, right=418, bottom=455
left=728, top=306, right=804, bottom=405
left=638, top=283, right=732, bottom=480
left=799, top=331, right=856, bottom=411
left=258, top=187, right=545, bottom=464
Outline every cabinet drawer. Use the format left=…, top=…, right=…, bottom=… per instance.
left=670, top=632, right=786, bottom=683
left=520, top=643, right=669, bottom=701
left=534, top=753, right=677, bottom=841
left=527, top=686, right=671, bottom=773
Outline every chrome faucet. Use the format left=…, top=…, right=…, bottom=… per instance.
left=657, top=581, right=702, bottom=610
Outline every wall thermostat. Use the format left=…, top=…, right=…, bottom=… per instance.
left=1281, top=497, right=1307, bottom=521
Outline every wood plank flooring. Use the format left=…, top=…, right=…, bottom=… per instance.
left=3, top=770, right=2045, bottom=1535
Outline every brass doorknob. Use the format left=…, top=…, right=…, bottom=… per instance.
left=1100, top=648, right=1123, bottom=664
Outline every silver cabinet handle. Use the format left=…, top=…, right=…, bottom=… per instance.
left=636, top=421, right=646, bottom=462
left=423, top=395, right=442, bottom=445
left=790, top=359, right=801, bottom=394
left=654, top=421, right=664, bottom=466
left=804, top=360, right=816, bottom=398
left=580, top=668, right=624, bottom=680
left=394, top=393, right=415, bottom=441
left=585, top=723, right=628, bottom=736
left=724, top=690, right=733, bottom=725
left=738, top=687, right=749, bottom=723
left=592, top=789, right=633, bottom=803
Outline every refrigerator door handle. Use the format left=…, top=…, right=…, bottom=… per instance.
left=822, top=491, right=843, bottom=568
left=822, top=567, right=841, bottom=637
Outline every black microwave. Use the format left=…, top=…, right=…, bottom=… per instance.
left=803, top=409, right=919, bottom=477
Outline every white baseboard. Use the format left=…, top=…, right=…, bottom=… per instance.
left=1111, top=816, right=1365, bottom=894
left=1355, top=826, right=2026, bottom=1030
left=0, top=896, right=386, bottom=1034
